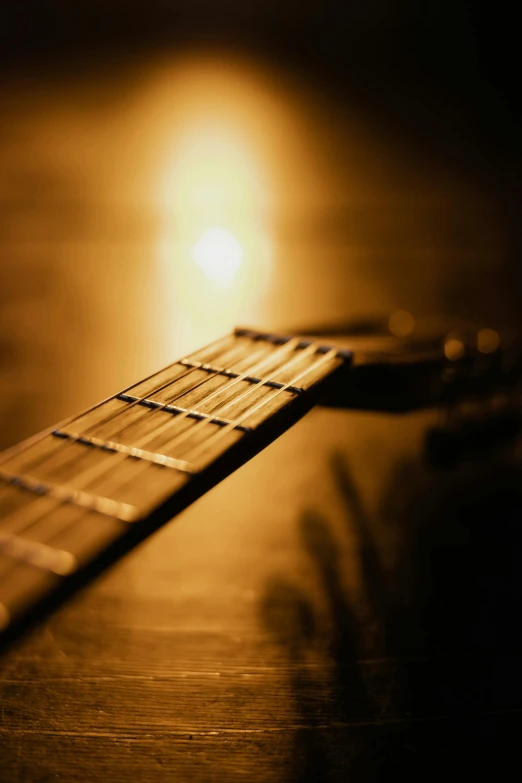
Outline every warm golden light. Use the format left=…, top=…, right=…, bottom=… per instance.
left=477, top=328, right=500, bottom=354
left=388, top=309, right=415, bottom=338
left=154, top=58, right=278, bottom=351
left=192, top=227, right=243, bottom=288
left=444, top=336, right=465, bottom=361
left=0, top=602, right=9, bottom=632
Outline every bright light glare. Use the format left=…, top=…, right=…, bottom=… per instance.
left=192, top=227, right=243, bottom=288
left=155, top=58, right=275, bottom=350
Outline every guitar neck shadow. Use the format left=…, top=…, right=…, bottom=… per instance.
left=260, top=447, right=522, bottom=782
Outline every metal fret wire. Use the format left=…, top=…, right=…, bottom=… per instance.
left=56, top=336, right=306, bottom=493
left=0, top=336, right=300, bottom=509
left=0, top=342, right=343, bottom=631
left=90, top=339, right=277, bottom=447
left=0, top=343, right=335, bottom=635
left=183, top=347, right=339, bottom=464
left=93, top=337, right=308, bottom=465
left=0, top=345, right=278, bottom=557
left=0, top=339, right=334, bottom=560
left=0, top=335, right=306, bottom=538
left=5, top=341, right=260, bottom=493
left=0, top=336, right=279, bottom=536
left=138, top=341, right=317, bottom=458
left=0, top=334, right=305, bottom=609
left=0, top=335, right=242, bottom=530
left=0, top=337, right=244, bottom=531
left=22, top=342, right=338, bottom=548
left=0, top=331, right=235, bottom=541
left=0, top=333, right=243, bottom=481
left=0, top=333, right=278, bottom=525
left=0, top=332, right=234, bottom=472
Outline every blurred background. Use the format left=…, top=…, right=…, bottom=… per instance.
left=0, top=0, right=520, bottom=447
left=1, top=6, right=522, bottom=781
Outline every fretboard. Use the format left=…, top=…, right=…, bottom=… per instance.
left=0, top=328, right=350, bottom=647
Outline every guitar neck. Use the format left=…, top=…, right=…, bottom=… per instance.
left=0, top=328, right=350, bottom=648
left=1, top=321, right=520, bottom=649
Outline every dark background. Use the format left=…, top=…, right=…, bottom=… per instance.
left=2, top=1, right=520, bottom=316
left=2, top=2, right=519, bottom=173
left=1, top=4, right=522, bottom=782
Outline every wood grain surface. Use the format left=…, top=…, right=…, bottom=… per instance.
left=1, top=51, right=521, bottom=782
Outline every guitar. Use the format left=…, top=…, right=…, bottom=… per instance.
left=0, top=322, right=520, bottom=651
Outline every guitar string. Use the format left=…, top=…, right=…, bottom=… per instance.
left=131, top=342, right=319, bottom=459
left=0, top=335, right=305, bottom=577
left=33, top=336, right=305, bottom=496
left=72, top=343, right=336, bottom=515
left=0, top=336, right=254, bottom=534
left=182, top=347, right=339, bottom=464
left=0, top=341, right=341, bottom=578
left=56, top=336, right=310, bottom=494
left=0, top=331, right=233, bottom=473
left=2, top=334, right=518, bottom=619
left=90, top=338, right=277, bottom=448
left=0, top=343, right=331, bottom=603
left=1, top=333, right=261, bottom=484
left=0, top=336, right=286, bottom=536
left=0, top=340, right=511, bottom=599
left=3, top=335, right=297, bottom=488
left=0, top=335, right=306, bottom=536
left=3, top=338, right=520, bottom=566
left=5, top=365, right=520, bottom=628
left=8, top=338, right=515, bottom=567
left=0, top=334, right=248, bottom=528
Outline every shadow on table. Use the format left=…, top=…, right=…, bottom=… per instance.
left=260, top=450, right=522, bottom=782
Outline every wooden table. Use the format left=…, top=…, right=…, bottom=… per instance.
left=1, top=53, right=521, bottom=782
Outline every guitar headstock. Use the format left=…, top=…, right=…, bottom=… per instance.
left=288, top=311, right=522, bottom=467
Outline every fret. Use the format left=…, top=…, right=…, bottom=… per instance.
left=119, top=396, right=256, bottom=432
left=120, top=418, right=245, bottom=472
left=129, top=365, right=232, bottom=408
left=125, top=335, right=271, bottom=403
left=229, top=342, right=342, bottom=389
left=0, top=492, right=127, bottom=569
left=1, top=461, right=187, bottom=522
left=120, top=362, right=199, bottom=404
left=178, top=361, right=304, bottom=394
left=59, top=334, right=251, bottom=437
left=161, top=375, right=297, bottom=429
left=85, top=461, right=188, bottom=512
left=70, top=409, right=245, bottom=469
left=0, top=531, right=77, bottom=575
left=117, top=394, right=253, bottom=431
left=184, top=347, right=341, bottom=466
left=0, top=328, right=351, bottom=644
left=52, top=430, right=199, bottom=472
left=0, top=471, right=139, bottom=522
